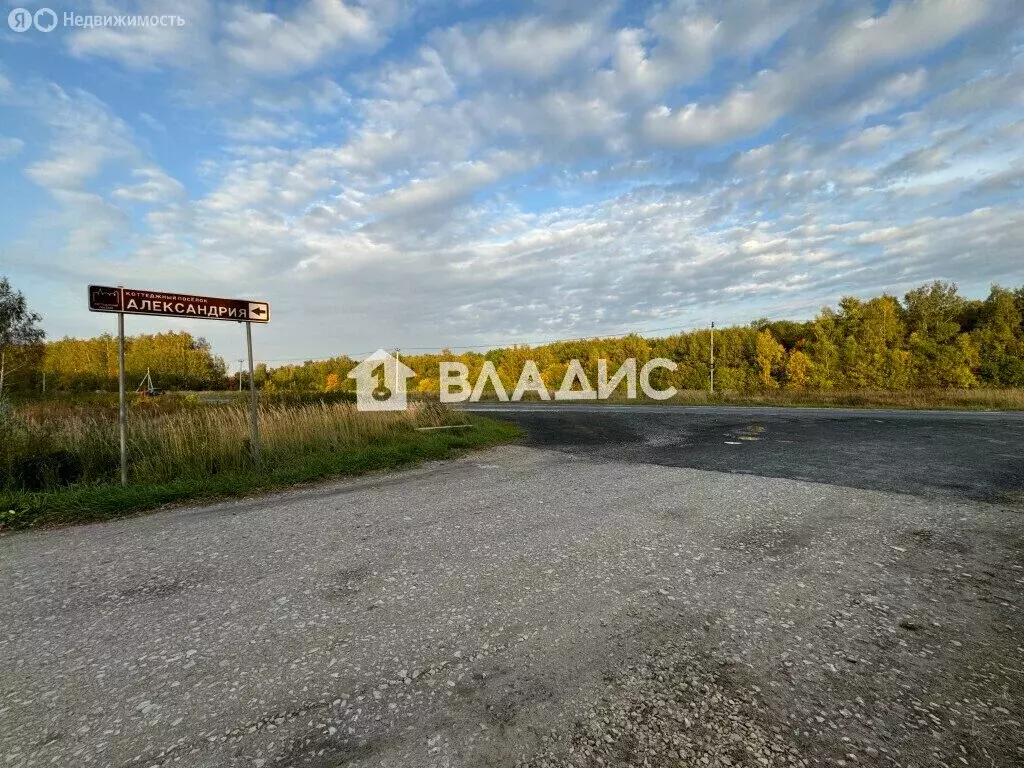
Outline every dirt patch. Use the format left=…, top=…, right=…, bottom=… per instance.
left=519, top=641, right=804, bottom=768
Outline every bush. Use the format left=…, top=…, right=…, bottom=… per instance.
left=13, top=451, right=83, bottom=491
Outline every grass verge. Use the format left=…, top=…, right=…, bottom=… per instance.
left=475, top=388, right=1024, bottom=411
left=667, top=388, right=1024, bottom=410
left=0, top=415, right=519, bottom=532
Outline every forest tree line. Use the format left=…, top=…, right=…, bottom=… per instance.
left=3, top=281, right=1023, bottom=395
left=261, top=282, right=1024, bottom=395
left=1, top=332, right=229, bottom=392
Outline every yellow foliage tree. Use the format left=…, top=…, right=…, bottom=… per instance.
left=755, top=330, right=785, bottom=389
left=785, top=350, right=811, bottom=390
left=324, top=373, right=340, bottom=392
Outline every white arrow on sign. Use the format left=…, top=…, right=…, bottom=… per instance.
left=248, top=303, right=270, bottom=321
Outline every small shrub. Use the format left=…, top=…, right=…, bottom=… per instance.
left=13, top=451, right=83, bottom=491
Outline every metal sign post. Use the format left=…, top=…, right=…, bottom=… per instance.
left=88, top=285, right=271, bottom=483
left=245, top=321, right=260, bottom=468
left=118, top=295, right=128, bottom=485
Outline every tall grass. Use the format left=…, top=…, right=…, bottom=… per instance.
left=128, top=402, right=457, bottom=482
left=0, top=396, right=519, bottom=530
left=0, top=397, right=462, bottom=491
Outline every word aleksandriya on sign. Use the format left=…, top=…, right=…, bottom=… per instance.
left=88, top=285, right=270, bottom=323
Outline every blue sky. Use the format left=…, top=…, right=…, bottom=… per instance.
left=1, top=0, right=1022, bottom=365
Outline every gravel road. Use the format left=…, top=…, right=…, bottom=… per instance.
left=2, top=406, right=1023, bottom=767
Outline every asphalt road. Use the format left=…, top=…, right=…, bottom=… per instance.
left=466, top=404, right=1024, bottom=503
left=2, top=406, right=1023, bottom=767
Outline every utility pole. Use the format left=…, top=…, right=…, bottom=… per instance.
left=237, top=359, right=244, bottom=391
left=710, top=321, right=715, bottom=394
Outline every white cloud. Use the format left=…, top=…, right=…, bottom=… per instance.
left=65, top=0, right=396, bottom=80
left=67, top=0, right=212, bottom=69
left=0, top=136, right=24, bottom=160
left=221, top=0, right=379, bottom=75
left=309, top=78, right=350, bottom=113
left=112, top=167, right=187, bottom=203
left=596, top=0, right=819, bottom=104
left=826, top=0, right=992, bottom=73
left=643, top=0, right=997, bottom=147
left=223, top=114, right=309, bottom=143
left=843, top=68, right=929, bottom=121
left=7, top=84, right=186, bottom=260
left=376, top=47, right=456, bottom=104
left=644, top=72, right=791, bottom=147
left=438, top=15, right=604, bottom=79
left=138, top=112, right=166, bottom=131
left=367, top=152, right=533, bottom=218
left=931, top=64, right=1024, bottom=117
left=23, top=87, right=140, bottom=192
left=4, top=0, right=1024, bottom=359
left=52, top=189, right=132, bottom=257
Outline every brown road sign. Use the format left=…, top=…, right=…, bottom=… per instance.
left=88, top=285, right=270, bottom=323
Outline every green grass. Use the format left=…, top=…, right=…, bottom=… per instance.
left=472, top=387, right=1024, bottom=411
left=0, top=415, right=519, bottom=531
left=687, top=388, right=1024, bottom=410
left=2, top=396, right=503, bottom=487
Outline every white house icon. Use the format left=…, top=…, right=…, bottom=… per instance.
left=348, top=349, right=416, bottom=411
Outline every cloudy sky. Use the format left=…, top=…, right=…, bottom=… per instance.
left=1, top=0, right=1022, bottom=364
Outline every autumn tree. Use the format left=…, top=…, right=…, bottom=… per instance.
left=41, top=332, right=227, bottom=391
left=755, top=329, right=785, bottom=389
left=974, top=285, right=1024, bottom=385
left=835, top=295, right=911, bottom=390
left=23, top=279, right=1008, bottom=398
left=762, top=320, right=811, bottom=351
left=0, top=277, right=45, bottom=395
left=785, top=350, right=811, bottom=390
left=805, top=308, right=841, bottom=390
left=904, top=282, right=977, bottom=388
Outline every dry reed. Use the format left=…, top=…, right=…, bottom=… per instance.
left=1, top=400, right=456, bottom=489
